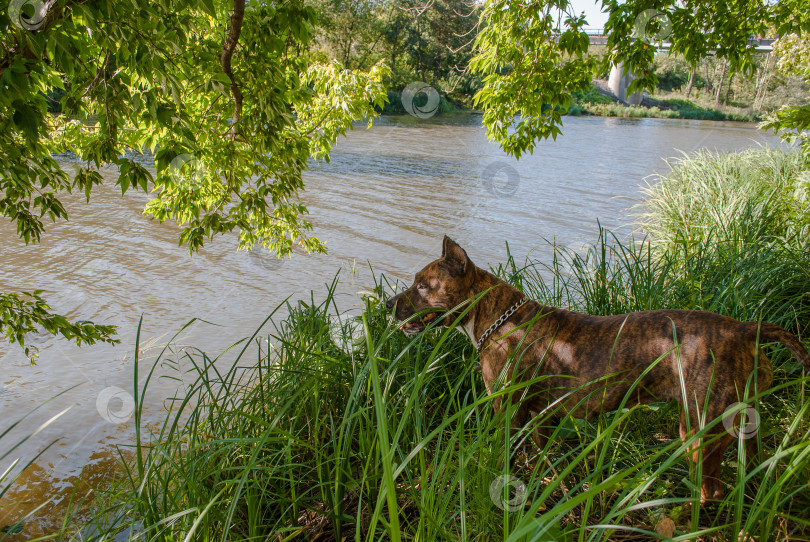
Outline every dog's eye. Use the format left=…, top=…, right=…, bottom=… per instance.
left=417, top=283, right=428, bottom=291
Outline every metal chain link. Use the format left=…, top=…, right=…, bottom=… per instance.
left=476, top=298, right=528, bottom=353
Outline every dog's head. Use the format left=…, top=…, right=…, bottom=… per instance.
left=386, top=236, right=477, bottom=334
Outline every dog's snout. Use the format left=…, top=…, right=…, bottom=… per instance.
left=385, top=297, right=395, bottom=312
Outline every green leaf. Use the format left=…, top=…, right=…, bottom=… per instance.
left=12, top=101, right=39, bottom=142
left=212, top=72, right=232, bottom=85
left=199, top=0, right=216, bottom=18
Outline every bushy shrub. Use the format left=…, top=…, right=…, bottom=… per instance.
left=654, top=55, right=707, bottom=91
left=571, top=84, right=614, bottom=105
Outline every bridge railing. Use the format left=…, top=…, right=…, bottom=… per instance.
left=549, top=31, right=775, bottom=51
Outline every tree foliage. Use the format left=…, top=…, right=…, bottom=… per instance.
left=1, top=0, right=386, bottom=361
left=470, top=1, right=593, bottom=158
left=471, top=0, right=810, bottom=157
left=311, top=0, right=482, bottom=102
left=0, top=290, right=118, bottom=360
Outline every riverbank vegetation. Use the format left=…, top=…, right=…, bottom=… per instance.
left=565, top=49, right=810, bottom=122
left=567, top=89, right=760, bottom=122
left=308, top=1, right=809, bottom=121
left=44, top=147, right=809, bottom=541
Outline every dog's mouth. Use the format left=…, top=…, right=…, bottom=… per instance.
left=399, top=313, right=439, bottom=334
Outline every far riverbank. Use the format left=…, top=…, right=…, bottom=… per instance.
left=382, top=82, right=761, bottom=123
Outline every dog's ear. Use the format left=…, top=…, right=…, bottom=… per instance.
left=442, top=235, right=469, bottom=271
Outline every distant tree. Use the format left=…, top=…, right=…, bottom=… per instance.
left=753, top=53, right=777, bottom=111
left=379, top=1, right=414, bottom=81
left=417, top=0, right=481, bottom=89
left=311, top=0, right=382, bottom=69
left=763, top=33, right=810, bottom=153
left=715, top=59, right=728, bottom=107
left=684, top=65, right=695, bottom=97
left=653, top=55, right=693, bottom=91
left=1, top=0, right=387, bottom=361
left=311, top=0, right=481, bottom=100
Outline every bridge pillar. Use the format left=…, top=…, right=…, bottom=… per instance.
left=608, top=62, right=643, bottom=106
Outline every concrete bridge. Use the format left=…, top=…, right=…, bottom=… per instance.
left=554, top=29, right=775, bottom=105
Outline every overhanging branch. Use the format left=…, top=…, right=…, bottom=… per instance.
left=221, top=0, right=245, bottom=138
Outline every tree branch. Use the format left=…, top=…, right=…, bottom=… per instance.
left=221, top=0, right=246, bottom=138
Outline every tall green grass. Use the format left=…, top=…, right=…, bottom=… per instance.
left=62, top=251, right=809, bottom=539
left=46, top=147, right=810, bottom=540
left=639, top=148, right=810, bottom=249
left=500, top=228, right=810, bottom=342
left=637, top=147, right=810, bottom=339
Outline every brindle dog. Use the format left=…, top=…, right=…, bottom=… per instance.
left=386, top=236, right=810, bottom=504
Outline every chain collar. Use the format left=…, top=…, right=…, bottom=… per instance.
left=476, top=297, right=528, bottom=353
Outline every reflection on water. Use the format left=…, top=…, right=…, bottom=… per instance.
left=0, top=447, right=130, bottom=539
left=0, top=114, right=785, bottom=535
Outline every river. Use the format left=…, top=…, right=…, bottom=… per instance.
left=0, top=114, right=786, bottom=535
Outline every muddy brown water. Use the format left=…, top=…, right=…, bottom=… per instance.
left=0, top=114, right=785, bottom=535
